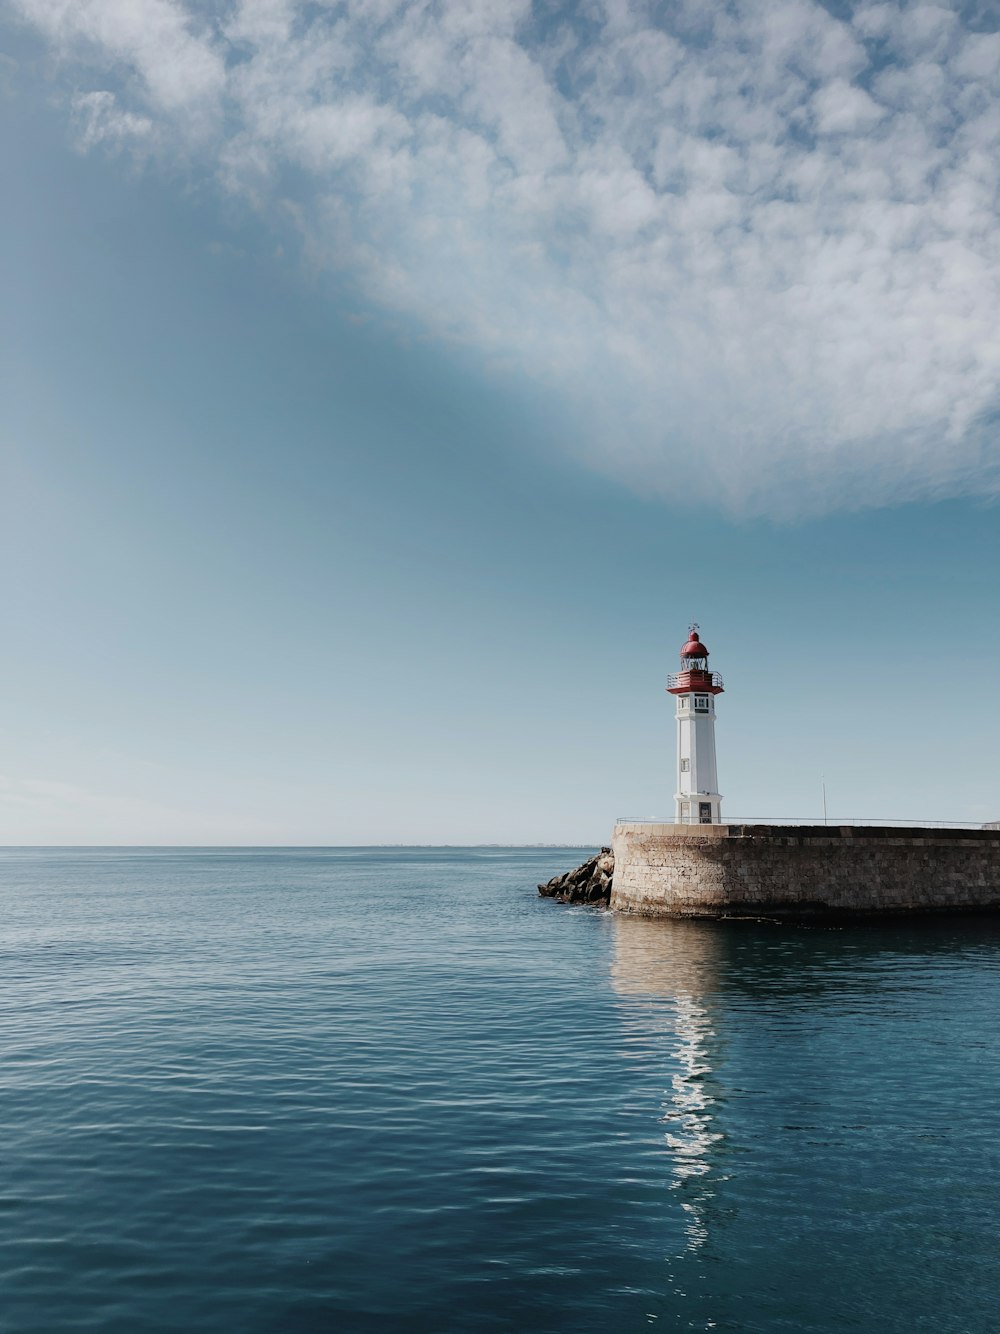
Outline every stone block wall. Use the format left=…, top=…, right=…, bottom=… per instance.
left=610, top=822, right=1000, bottom=918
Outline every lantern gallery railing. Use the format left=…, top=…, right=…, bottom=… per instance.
left=666, top=671, right=724, bottom=690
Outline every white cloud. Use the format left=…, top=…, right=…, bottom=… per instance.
left=71, top=88, right=153, bottom=147
left=9, top=0, right=1000, bottom=515
left=812, top=78, right=885, bottom=133
left=23, top=0, right=224, bottom=111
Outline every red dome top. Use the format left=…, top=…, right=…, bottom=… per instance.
left=680, top=631, right=708, bottom=658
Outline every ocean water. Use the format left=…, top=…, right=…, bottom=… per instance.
left=2, top=847, right=999, bottom=1333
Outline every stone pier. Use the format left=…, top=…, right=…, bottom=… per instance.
left=610, top=822, right=1000, bottom=918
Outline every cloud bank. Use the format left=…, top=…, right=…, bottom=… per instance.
left=10, top=0, right=1000, bottom=514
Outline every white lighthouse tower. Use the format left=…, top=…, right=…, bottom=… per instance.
left=667, top=627, right=724, bottom=824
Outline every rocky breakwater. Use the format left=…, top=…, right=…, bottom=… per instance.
left=538, top=848, right=614, bottom=906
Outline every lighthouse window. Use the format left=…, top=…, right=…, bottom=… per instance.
left=680, top=758, right=690, bottom=772
left=694, top=695, right=709, bottom=712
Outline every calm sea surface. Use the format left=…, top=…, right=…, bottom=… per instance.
left=2, top=847, right=999, bottom=1333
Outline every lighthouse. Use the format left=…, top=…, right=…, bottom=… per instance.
left=667, top=627, right=724, bottom=824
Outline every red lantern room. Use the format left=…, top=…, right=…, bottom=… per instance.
left=666, top=630, right=724, bottom=696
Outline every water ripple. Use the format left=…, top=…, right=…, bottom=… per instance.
left=2, top=849, right=1000, bottom=1332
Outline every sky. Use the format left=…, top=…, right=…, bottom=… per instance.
left=2, top=0, right=1000, bottom=844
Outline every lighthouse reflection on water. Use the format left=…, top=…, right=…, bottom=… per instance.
left=610, top=915, right=726, bottom=1256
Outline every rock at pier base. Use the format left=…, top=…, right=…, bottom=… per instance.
left=538, top=848, right=614, bottom=906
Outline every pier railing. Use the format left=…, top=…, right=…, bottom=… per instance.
left=615, top=816, right=999, bottom=830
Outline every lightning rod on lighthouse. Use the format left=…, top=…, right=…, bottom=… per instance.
left=667, top=626, right=724, bottom=824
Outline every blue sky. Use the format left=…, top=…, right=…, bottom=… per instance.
left=2, top=0, right=1000, bottom=843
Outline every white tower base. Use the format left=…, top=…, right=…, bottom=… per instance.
left=674, top=691, right=722, bottom=824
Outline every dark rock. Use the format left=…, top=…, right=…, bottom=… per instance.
left=538, top=847, right=614, bottom=906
